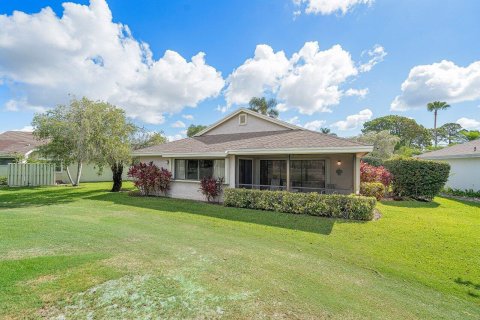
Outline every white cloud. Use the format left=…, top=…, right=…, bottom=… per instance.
left=303, top=120, right=326, bottom=131
left=17, top=125, right=34, bottom=132
left=294, top=0, right=374, bottom=16
left=359, top=45, right=386, bottom=72
left=182, top=114, right=194, bottom=120
left=224, top=44, right=289, bottom=107
left=285, top=116, right=300, bottom=124
left=456, top=117, right=480, bottom=130
left=167, top=134, right=184, bottom=142
left=391, top=60, right=480, bottom=111
left=225, top=41, right=369, bottom=115
left=331, top=108, right=372, bottom=130
left=171, top=120, right=186, bottom=128
left=0, top=0, right=224, bottom=124
left=345, top=88, right=368, bottom=98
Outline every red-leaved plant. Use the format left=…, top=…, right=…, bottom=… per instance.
left=360, top=161, right=393, bottom=187
left=199, top=177, right=224, bottom=202
left=127, top=162, right=172, bottom=196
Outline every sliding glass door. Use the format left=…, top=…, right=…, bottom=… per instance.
left=290, top=160, right=325, bottom=191
left=259, top=160, right=287, bottom=189
left=238, top=159, right=253, bottom=187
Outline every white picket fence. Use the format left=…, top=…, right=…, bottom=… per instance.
left=7, top=163, right=55, bottom=187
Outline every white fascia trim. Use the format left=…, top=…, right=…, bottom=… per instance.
left=133, top=152, right=227, bottom=158
left=227, top=146, right=374, bottom=155
left=193, top=108, right=304, bottom=137
left=419, top=153, right=480, bottom=160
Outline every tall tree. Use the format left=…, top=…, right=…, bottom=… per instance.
left=460, top=130, right=480, bottom=141
left=131, top=131, right=167, bottom=150
left=187, top=124, right=207, bottom=137
left=33, top=99, right=97, bottom=186
left=353, top=130, right=400, bottom=160
left=427, top=101, right=451, bottom=147
left=362, top=115, right=432, bottom=149
left=320, top=127, right=331, bottom=134
left=437, top=123, right=464, bottom=145
left=88, top=101, right=137, bottom=192
left=248, top=97, right=279, bottom=118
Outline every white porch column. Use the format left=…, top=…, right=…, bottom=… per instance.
left=354, top=154, right=361, bottom=194
left=286, top=155, right=290, bottom=191
left=228, top=155, right=236, bottom=188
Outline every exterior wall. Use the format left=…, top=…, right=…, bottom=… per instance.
left=440, top=158, right=479, bottom=190
left=0, top=165, right=7, bottom=177
left=56, top=163, right=130, bottom=183
left=204, top=112, right=288, bottom=135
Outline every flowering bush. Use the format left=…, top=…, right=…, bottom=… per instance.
left=360, top=161, right=393, bottom=187
left=127, top=162, right=172, bottom=196
left=199, top=177, right=224, bottom=202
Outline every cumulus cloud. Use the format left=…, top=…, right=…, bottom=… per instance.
left=331, top=108, right=372, bottom=130
left=345, top=88, right=368, bottom=98
left=303, top=120, right=326, bottom=131
left=0, top=0, right=224, bottom=124
left=359, top=45, right=386, bottom=72
left=224, top=44, right=289, bottom=106
left=294, top=0, right=374, bottom=16
left=391, top=60, right=480, bottom=111
left=225, top=41, right=375, bottom=115
left=182, top=114, right=194, bottom=120
left=171, top=120, right=186, bottom=128
left=456, top=117, right=480, bottom=130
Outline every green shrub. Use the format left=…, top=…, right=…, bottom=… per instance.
left=360, top=182, right=386, bottom=200
left=361, top=156, right=384, bottom=167
left=0, top=176, right=7, bottom=186
left=384, top=158, right=450, bottom=201
left=223, top=188, right=376, bottom=221
left=443, top=187, right=480, bottom=198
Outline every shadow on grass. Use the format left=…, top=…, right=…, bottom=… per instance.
left=439, top=196, right=480, bottom=209
left=87, top=192, right=370, bottom=236
left=0, top=185, right=110, bottom=209
left=455, top=277, right=480, bottom=299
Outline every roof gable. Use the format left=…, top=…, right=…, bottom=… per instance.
left=194, top=108, right=304, bottom=136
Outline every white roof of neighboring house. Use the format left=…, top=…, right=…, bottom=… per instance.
left=418, top=140, right=480, bottom=160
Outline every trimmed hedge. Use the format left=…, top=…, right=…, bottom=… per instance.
left=0, top=176, right=6, bottom=186
left=384, top=158, right=450, bottom=201
left=223, top=188, right=376, bottom=221
left=360, top=182, right=386, bottom=200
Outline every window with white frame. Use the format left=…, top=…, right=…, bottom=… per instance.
left=175, top=159, right=225, bottom=180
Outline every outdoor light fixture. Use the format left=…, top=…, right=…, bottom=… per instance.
left=337, top=160, right=342, bottom=166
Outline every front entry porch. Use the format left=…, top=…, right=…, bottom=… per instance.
left=234, top=154, right=360, bottom=195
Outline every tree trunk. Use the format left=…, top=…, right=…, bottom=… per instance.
left=65, top=166, right=74, bottom=185
left=74, top=161, right=83, bottom=186
left=434, top=110, right=438, bottom=147
left=111, top=162, right=123, bottom=192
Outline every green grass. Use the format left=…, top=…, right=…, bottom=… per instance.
left=0, top=183, right=479, bottom=319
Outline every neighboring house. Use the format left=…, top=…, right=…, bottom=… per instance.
left=0, top=131, right=125, bottom=182
left=133, top=108, right=373, bottom=201
left=418, top=139, right=480, bottom=191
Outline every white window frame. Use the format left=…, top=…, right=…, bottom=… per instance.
left=239, top=113, right=247, bottom=125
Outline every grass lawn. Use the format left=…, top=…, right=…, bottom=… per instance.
left=0, top=182, right=479, bottom=319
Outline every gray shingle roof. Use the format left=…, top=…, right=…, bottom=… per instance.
left=0, top=131, right=44, bottom=157
left=418, top=140, right=480, bottom=159
left=134, top=130, right=371, bottom=155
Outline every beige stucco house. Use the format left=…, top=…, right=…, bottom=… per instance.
left=134, top=108, right=373, bottom=201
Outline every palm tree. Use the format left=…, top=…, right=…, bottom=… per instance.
left=248, top=97, right=279, bottom=118
left=320, top=127, right=331, bottom=134
left=427, top=101, right=450, bottom=147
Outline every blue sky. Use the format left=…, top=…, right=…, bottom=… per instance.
left=1, top=0, right=479, bottom=139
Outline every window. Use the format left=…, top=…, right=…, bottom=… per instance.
left=175, top=159, right=225, bottom=181
left=260, top=160, right=287, bottom=188
left=0, top=158, right=15, bottom=165
left=290, top=160, right=325, bottom=191
left=239, top=113, right=247, bottom=125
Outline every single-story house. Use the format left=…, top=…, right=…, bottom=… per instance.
left=418, top=139, right=480, bottom=191
left=133, top=108, right=373, bottom=201
left=0, top=131, right=126, bottom=183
